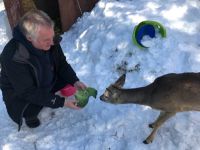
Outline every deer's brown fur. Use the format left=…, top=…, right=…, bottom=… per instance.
left=100, top=73, right=200, bottom=144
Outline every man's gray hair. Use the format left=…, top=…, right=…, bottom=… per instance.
left=19, top=10, right=54, bottom=39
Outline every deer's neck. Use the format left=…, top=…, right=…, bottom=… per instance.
left=117, top=87, right=150, bottom=105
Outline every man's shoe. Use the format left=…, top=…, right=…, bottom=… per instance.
left=25, top=117, right=40, bottom=128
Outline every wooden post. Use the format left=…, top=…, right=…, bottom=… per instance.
left=3, top=0, right=99, bottom=33
left=3, top=0, right=36, bottom=30
left=3, top=0, right=21, bottom=29
left=58, top=0, right=99, bottom=32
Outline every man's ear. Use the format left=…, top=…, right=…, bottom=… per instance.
left=113, top=74, right=126, bottom=88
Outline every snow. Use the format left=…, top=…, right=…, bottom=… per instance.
left=0, top=0, right=200, bottom=149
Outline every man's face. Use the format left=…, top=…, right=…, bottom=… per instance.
left=28, top=25, right=55, bottom=51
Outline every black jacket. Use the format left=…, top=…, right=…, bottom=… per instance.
left=0, top=28, right=79, bottom=130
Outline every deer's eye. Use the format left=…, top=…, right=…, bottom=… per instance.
left=106, top=88, right=113, bottom=95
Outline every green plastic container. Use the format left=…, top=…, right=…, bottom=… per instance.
left=132, top=20, right=167, bottom=49
left=75, top=87, right=97, bottom=108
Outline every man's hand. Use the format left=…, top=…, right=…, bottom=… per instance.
left=64, top=95, right=80, bottom=110
left=74, top=81, right=87, bottom=90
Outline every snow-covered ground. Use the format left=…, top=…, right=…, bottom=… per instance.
left=0, top=0, right=200, bottom=149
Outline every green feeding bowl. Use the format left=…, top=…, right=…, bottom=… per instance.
left=75, top=87, right=98, bottom=108
left=132, top=20, right=167, bottom=49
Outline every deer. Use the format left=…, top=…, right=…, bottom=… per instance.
left=100, top=73, right=200, bottom=144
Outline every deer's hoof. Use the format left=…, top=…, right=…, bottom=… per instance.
left=143, top=139, right=152, bottom=144
left=143, top=140, right=149, bottom=144
left=149, top=124, right=154, bottom=128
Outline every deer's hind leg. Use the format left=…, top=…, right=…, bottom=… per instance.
left=143, top=111, right=176, bottom=144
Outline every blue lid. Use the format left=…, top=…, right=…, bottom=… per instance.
left=136, top=24, right=155, bottom=47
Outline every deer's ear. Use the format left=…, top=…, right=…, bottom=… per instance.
left=114, top=74, right=126, bottom=88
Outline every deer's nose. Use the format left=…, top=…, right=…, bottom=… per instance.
left=99, top=95, right=104, bottom=101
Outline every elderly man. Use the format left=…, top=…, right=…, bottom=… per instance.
left=0, top=10, right=87, bottom=130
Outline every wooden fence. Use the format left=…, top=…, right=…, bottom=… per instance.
left=3, top=0, right=98, bottom=34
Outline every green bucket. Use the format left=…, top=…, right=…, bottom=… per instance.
left=132, top=20, right=167, bottom=49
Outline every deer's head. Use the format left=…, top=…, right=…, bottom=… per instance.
left=100, top=74, right=126, bottom=104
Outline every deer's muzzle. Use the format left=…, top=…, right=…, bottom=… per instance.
left=99, top=95, right=106, bottom=102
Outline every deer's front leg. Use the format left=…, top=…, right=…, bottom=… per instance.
left=149, top=111, right=165, bottom=128
left=144, top=111, right=176, bottom=144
